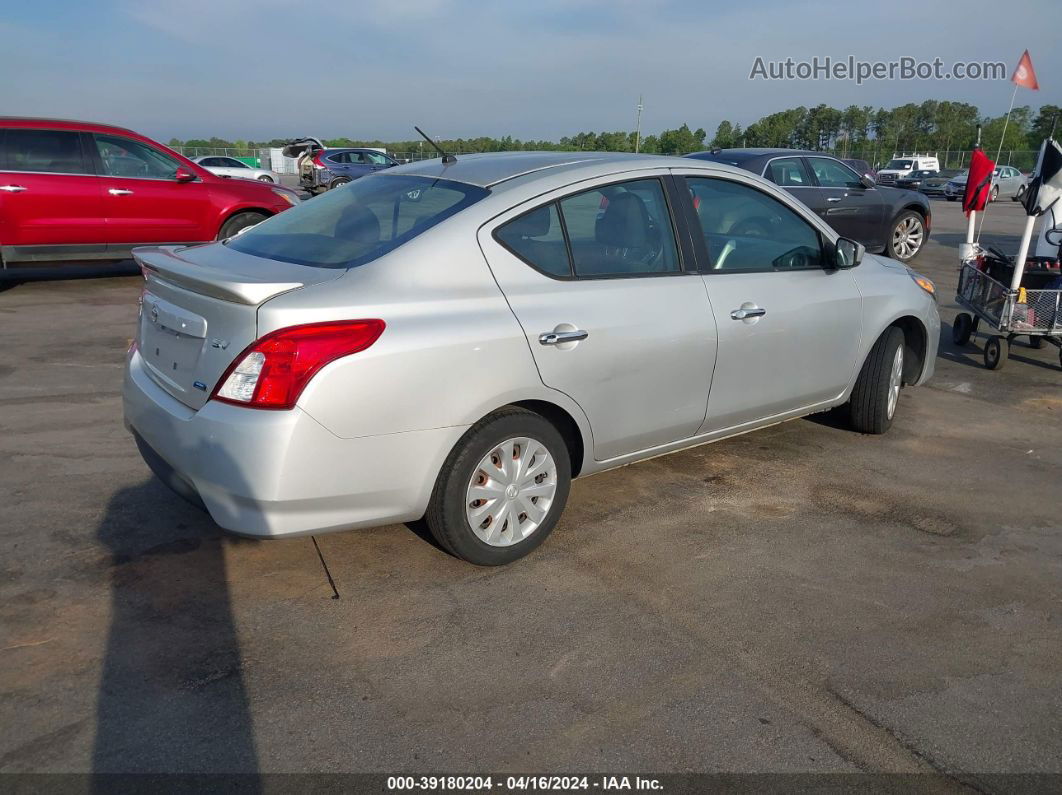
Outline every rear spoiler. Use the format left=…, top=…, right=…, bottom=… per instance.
left=134, top=247, right=303, bottom=305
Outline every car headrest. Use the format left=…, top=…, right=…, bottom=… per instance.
left=335, top=204, right=380, bottom=244
left=596, top=193, right=650, bottom=248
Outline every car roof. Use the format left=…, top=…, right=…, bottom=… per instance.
left=0, top=116, right=139, bottom=136
left=385, top=151, right=700, bottom=188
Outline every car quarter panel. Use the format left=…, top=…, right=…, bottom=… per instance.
left=259, top=225, right=588, bottom=444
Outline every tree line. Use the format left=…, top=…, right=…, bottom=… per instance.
left=169, top=100, right=1060, bottom=161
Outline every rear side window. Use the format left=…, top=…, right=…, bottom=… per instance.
left=94, top=134, right=181, bottom=179
left=765, top=157, right=810, bottom=187
left=495, top=204, right=571, bottom=277
left=1, top=129, right=90, bottom=174
left=227, top=174, right=489, bottom=269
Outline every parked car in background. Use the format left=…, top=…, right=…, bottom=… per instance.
left=124, top=151, right=939, bottom=565
left=875, top=155, right=941, bottom=186
left=918, top=169, right=962, bottom=197
left=943, top=166, right=1026, bottom=202
left=282, top=138, right=399, bottom=193
left=686, top=149, right=932, bottom=261
left=895, top=169, right=939, bottom=190
left=0, top=117, right=300, bottom=268
left=842, top=158, right=876, bottom=182
left=192, top=155, right=277, bottom=183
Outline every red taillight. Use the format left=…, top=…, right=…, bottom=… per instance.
left=211, top=320, right=385, bottom=410
left=311, top=151, right=326, bottom=168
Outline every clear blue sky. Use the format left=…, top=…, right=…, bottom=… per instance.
left=1, top=0, right=1058, bottom=141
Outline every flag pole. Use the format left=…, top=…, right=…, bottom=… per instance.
left=976, top=84, right=1020, bottom=243
left=962, top=126, right=982, bottom=259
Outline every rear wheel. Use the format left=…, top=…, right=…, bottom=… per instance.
left=984, top=336, right=1008, bottom=370
left=425, top=408, right=571, bottom=566
left=1028, top=335, right=1043, bottom=349
left=952, top=313, right=974, bottom=346
left=217, top=211, right=268, bottom=240
left=947, top=196, right=957, bottom=202
left=256, top=175, right=274, bottom=183
left=845, top=327, right=905, bottom=434
left=329, top=177, right=352, bottom=190
left=886, top=211, right=925, bottom=261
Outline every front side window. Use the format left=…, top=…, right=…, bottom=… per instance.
left=94, top=135, right=181, bottom=179
left=1, top=129, right=90, bottom=174
left=228, top=174, right=488, bottom=269
left=365, top=151, right=393, bottom=165
left=686, top=177, right=824, bottom=272
left=808, top=157, right=863, bottom=190
left=220, top=157, right=248, bottom=168
left=765, top=157, right=811, bottom=187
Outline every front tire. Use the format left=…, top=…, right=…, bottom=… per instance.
left=989, top=185, right=999, bottom=202
left=217, top=211, right=268, bottom=240
left=425, top=408, right=571, bottom=566
left=984, top=336, right=1008, bottom=370
left=257, top=175, right=274, bottom=183
left=845, top=327, right=905, bottom=434
left=886, top=211, right=926, bottom=261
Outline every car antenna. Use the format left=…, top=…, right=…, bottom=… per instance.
left=414, top=126, right=456, bottom=164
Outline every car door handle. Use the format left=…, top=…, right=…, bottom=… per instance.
left=108, top=188, right=134, bottom=196
left=730, top=307, right=766, bottom=320
left=539, top=329, right=588, bottom=345
left=0, top=185, right=27, bottom=192
left=826, top=197, right=843, bottom=203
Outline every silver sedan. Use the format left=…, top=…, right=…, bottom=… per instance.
left=192, top=155, right=278, bottom=183
left=124, top=152, right=940, bottom=565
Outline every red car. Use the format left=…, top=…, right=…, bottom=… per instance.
left=0, top=117, right=299, bottom=268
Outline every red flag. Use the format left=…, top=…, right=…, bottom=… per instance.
left=963, top=148, right=996, bottom=215
left=1011, top=50, right=1039, bottom=90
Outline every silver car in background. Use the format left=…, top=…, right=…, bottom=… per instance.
left=192, top=155, right=278, bottom=183
left=123, top=152, right=939, bottom=565
left=944, top=166, right=1027, bottom=202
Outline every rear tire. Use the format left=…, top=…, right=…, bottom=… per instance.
left=425, top=407, right=571, bottom=566
left=845, top=327, right=905, bottom=435
left=952, top=313, right=974, bottom=346
left=217, top=211, right=268, bottom=240
left=984, top=336, right=1008, bottom=370
left=947, top=196, right=957, bottom=202
left=257, top=175, right=274, bottom=183
left=329, top=177, right=352, bottom=190
left=1028, top=335, right=1043, bottom=349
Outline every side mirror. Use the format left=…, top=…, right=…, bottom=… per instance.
left=860, top=175, right=875, bottom=188
left=834, top=237, right=864, bottom=269
left=174, top=168, right=196, bottom=183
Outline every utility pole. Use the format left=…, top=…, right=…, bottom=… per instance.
left=635, top=95, right=644, bottom=153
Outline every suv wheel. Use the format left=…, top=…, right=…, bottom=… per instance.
left=426, top=408, right=571, bottom=566
left=217, top=211, right=268, bottom=240
left=845, top=327, right=906, bottom=434
left=329, top=177, right=352, bottom=189
left=886, top=211, right=925, bottom=261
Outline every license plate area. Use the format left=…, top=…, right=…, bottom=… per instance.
left=139, top=293, right=208, bottom=397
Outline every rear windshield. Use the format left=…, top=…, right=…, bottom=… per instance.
left=227, top=175, right=489, bottom=269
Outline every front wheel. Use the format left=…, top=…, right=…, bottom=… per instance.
left=845, top=327, right=906, bottom=434
left=984, top=336, right=1008, bottom=370
left=425, top=408, right=571, bottom=565
left=217, top=211, right=268, bottom=240
left=886, top=211, right=926, bottom=261
left=952, top=313, right=974, bottom=346
left=256, top=175, right=274, bottom=183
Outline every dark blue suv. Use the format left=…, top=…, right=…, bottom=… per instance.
left=284, top=139, right=399, bottom=193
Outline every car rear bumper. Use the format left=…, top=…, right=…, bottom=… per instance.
left=123, top=350, right=465, bottom=538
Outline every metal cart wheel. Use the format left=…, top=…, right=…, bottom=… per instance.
left=984, top=336, right=1008, bottom=370
left=1028, top=336, right=1043, bottom=349
left=952, top=313, right=974, bottom=346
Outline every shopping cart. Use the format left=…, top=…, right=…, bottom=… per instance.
left=953, top=259, right=1062, bottom=370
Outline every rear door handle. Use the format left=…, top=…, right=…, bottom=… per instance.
left=108, top=188, right=134, bottom=196
left=539, top=329, right=588, bottom=345
left=826, top=197, right=842, bottom=203
left=0, top=185, right=27, bottom=192
left=730, top=307, right=766, bottom=320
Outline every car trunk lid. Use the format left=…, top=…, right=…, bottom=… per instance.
left=133, top=243, right=342, bottom=410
